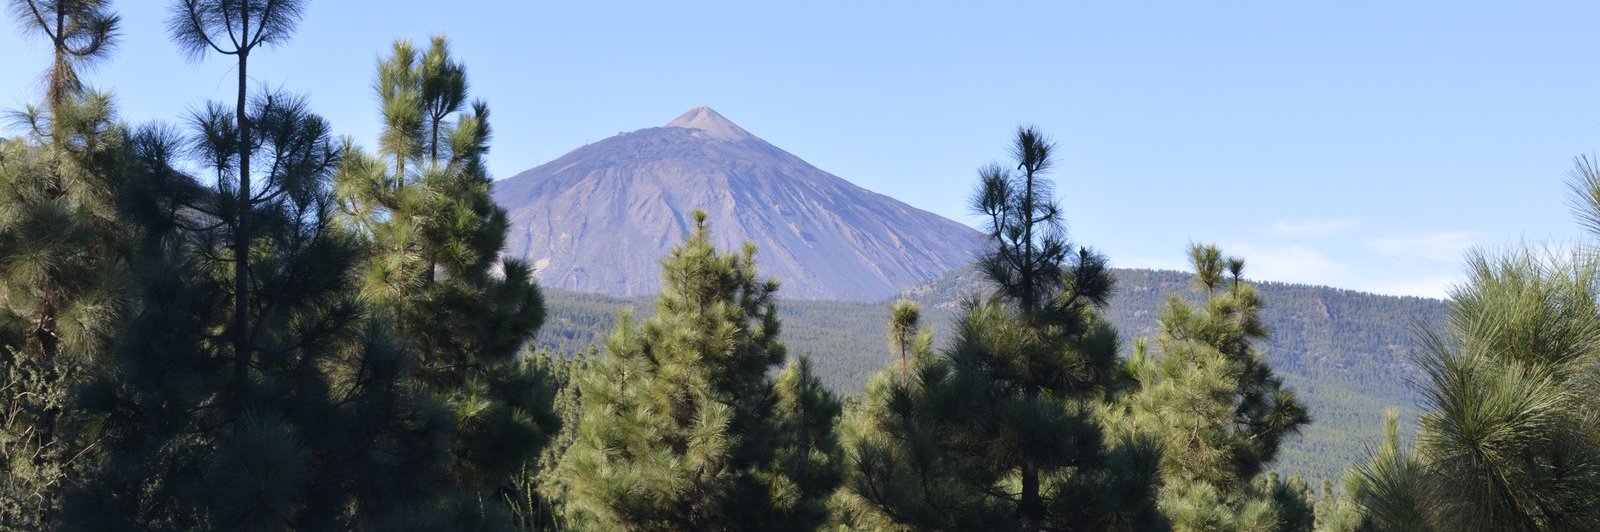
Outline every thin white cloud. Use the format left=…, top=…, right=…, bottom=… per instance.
left=1367, top=231, right=1482, bottom=262
left=1225, top=243, right=1347, bottom=286
left=1271, top=218, right=1359, bottom=238
left=1356, top=274, right=1462, bottom=299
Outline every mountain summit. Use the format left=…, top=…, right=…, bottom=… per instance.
left=663, top=106, right=753, bottom=141
left=493, top=107, right=983, bottom=300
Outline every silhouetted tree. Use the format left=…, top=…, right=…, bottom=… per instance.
left=166, top=0, right=308, bottom=414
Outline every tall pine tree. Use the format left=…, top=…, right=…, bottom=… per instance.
left=0, top=94, right=131, bottom=531
left=968, top=126, right=1125, bottom=530
left=836, top=127, right=1156, bottom=531
left=334, top=35, right=557, bottom=518
left=553, top=211, right=841, bottom=531
left=166, top=0, right=308, bottom=415
left=5, top=0, right=118, bottom=111
left=0, top=1, right=127, bottom=526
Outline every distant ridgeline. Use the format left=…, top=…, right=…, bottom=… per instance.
left=534, top=266, right=1448, bottom=483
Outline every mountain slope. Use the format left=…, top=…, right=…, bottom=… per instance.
left=493, top=106, right=983, bottom=300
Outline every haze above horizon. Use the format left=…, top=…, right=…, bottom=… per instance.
left=3, top=1, right=1595, bottom=299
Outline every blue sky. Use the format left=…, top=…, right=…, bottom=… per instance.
left=3, top=1, right=1596, bottom=298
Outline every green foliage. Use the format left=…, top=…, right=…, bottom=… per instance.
left=833, top=127, right=1147, bottom=531
left=509, top=350, right=590, bottom=530
left=335, top=36, right=555, bottom=515
left=0, top=93, right=132, bottom=360
left=833, top=304, right=1001, bottom=531
left=1329, top=249, right=1600, bottom=531
left=65, top=90, right=431, bottom=529
left=535, top=267, right=1446, bottom=485
left=834, top=302, right=1164, bottom=531
left=1322, top=410, right=1429, bottom=532
left=1323, top=131, right=1600, bottom=532
left=553, top=212, right=841, bottom=531
left=1419, top=251, right=1600, bottom=530
left=163, top=0, right=315, bottom=422
left=1103, top=245, right=1311, bottom=531
left=0, top=2, right=129, bottom=522
left=5, top=0, right=119, bottom=107
left=57, top=9, right=537, bottom=527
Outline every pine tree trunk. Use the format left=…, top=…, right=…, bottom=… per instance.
left=430, top=116, right=440, bottom=163
left=37, top=4, right=67, bottom=358
left=231, top=6, right=253, bottom=418
left=32, top=16, right=70, bottom=527
left=899, top=343, right=907, bottom=382
left=1019, top=462, right=1042, bottom=531
left=49, top=4, right=66, bottom=111
left=1017, top=153, right=1043, bottom=532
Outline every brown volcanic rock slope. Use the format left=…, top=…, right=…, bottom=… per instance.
left=493, top=107, right=983, bottom=300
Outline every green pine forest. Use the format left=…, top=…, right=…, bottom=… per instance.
left=535, top=266, right=1447, bottom=486
left=2, top=2, right=1597, bottom=531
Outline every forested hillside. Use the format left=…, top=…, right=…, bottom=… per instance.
left=535, top=267, right=1448, bottom=482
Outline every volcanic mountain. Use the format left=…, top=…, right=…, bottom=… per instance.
left=492, top=107, right=984, bottom=300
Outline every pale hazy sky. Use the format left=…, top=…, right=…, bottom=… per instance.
left=4, top=1, right=1597, bottom=298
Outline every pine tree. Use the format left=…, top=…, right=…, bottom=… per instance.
left=1331, top=251, right=1600, bottom=531
left=1322, top=409, right=1430, bottom=532
left=64, top=90, right=357, bottom=529
left=0, top=98, right=131, bottom=529
left=1421, top=252, right=1596, bottom=530
left=834, top=299, right=991, bottom=531
left=887, top=298, right=922, bottom=382
left=969, top=126, right=1129, bottom=530
left=836, top=128, right=1153, bottom=531
left=166, top=0, right=308, bottom=416
left=6, top=0, right=118, bottom=112
left=0, top=2, right=126, bottom=526
left=1102, top=244, right=1311, bottom=531
left=334, top=36, right=557, bottom=518
left=1328, top=163, right=1600, bottom=531
left=62, top=11, right=477, bottom=527
left=836, top=301, right=1164, bottom=531
left=553, top=211, right=842, bottom=531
